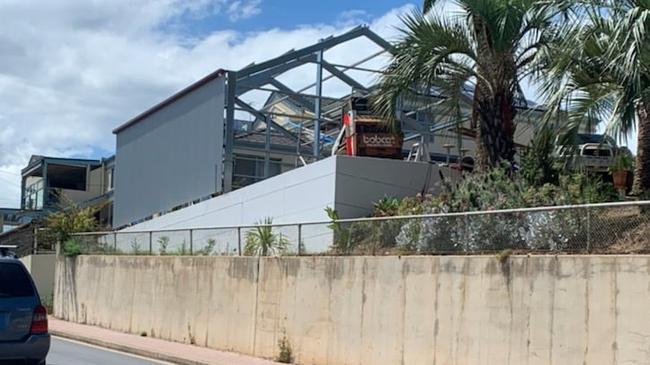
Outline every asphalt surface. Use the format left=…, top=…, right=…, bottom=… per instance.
left=48, top=337, right=170, bottom=365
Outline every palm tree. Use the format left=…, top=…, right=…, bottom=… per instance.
left=540, top=1, right=650, bottom=193
left=244, top=218, right=289, bottom=256
left=375, top=0, right=558, bottom=170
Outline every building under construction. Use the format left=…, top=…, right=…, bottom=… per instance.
left=110, top=25, right=541, bottom=227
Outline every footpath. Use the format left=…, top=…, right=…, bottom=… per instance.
left=49, top=317, right=283, bottom=365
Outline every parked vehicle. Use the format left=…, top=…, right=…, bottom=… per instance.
left=0, top=245, right=50, bottom=365
left=554, top=134, right=618, bottom=173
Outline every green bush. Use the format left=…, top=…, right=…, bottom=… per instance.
left=394, top=168, right=620, bottom=253
left=62, top=239, right=83, bottom=257
left=244, top=218, right=289, bottom=256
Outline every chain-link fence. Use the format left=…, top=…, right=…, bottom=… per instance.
left=68, top=201, right=650, bottom=256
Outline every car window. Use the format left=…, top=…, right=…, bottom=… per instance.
left=0, top=263, right=35, bottom=298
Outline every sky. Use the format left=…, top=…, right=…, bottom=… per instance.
left=0, top=0, right=427, bottom=208
left=0, top=0, right=619, bottom=209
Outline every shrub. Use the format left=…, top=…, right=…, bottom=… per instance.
left=158, top=236, right=170, bottom=255
left=197, top=239, right=216, bottom=256
left=46, top=198, right=98, bottom=245
left=244, top=218, right=289, bottom=256
left=62, top=239, right=83, bottom=257
left=395, top=168, right=620, bottom=253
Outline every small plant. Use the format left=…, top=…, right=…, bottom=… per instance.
left=62, top=239, right=83, bottom=257
left=41, top=294, right=54, bottom=314
left=275, top=332, right=293, bottom=364
left=520, top=123, right=559, bottom=186
left=244, top=218, right=289, bottom=256
left=158, top=236, right=170, bottom=255
left=130, top=238, right=143, bottom=255
left=326, top=207, right=353, bottom=254
left=198, top=239, right=216, bottom=256
left=610, top=151, right=634, bottom=173
left=373, top=196, right=400, bottom=217
left=497, top=249, right=513, bottom=264
left=176, top=240, right=189, bottom=255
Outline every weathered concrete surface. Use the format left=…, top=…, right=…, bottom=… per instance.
left=54, top=255, right=650, bottom=365
left=21, top=253, right=56, bottom=302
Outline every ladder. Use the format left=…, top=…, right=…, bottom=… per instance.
left=406, top=141, right=431, bottom=162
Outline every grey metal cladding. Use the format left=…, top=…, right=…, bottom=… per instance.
left=114, top=76, right=226, bottom=227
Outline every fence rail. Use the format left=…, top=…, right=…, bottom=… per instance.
left=68, top=200, right=650, bottom=256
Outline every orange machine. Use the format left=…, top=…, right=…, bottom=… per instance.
left=336, top=97, right=403, bottom=159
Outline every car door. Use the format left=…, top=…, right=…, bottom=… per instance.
left=0, top=262, right=38, bottom=342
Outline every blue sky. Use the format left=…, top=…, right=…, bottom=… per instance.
left=0, top=0, right=420, bottom=207
left=0, top=0, right=633, bottom=207
left=179, top=1, right=416, bottom=33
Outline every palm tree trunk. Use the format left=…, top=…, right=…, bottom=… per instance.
left=474, top=89, right=517, bottom=171
left=633, top=102, right=650, bottom=194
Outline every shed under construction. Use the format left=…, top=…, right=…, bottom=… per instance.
left=112, top=25, right=539, bottom=228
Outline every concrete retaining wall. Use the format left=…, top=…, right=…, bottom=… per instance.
left=54, top=255, right=650, bottom=365
left=21, top=254, right=56, bottom=302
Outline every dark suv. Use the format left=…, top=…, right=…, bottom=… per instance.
left=0, top=246, right=50, bottom=365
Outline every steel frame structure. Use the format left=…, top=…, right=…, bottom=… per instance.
left=223, top=25, right=396, bottom=192
left=221, top=25, right=477, bottom=193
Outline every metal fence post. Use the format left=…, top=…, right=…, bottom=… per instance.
left=189, top=229, right=194, bottom=255
left=586, top=207, right=591, bottom=253
left=297, top=224, right=303, bottom=256
left=33, top=227, right=38, bottom=255
left=148, top=232, right=153, bottom=255
left=113, top=232, right=118, bottom=253
left=237, top=227, right=242, bottom=256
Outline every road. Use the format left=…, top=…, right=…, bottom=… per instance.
left=48, top=337, right=172, bottom=365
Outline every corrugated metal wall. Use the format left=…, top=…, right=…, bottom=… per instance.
left=114, top=76, right=226, bottom=227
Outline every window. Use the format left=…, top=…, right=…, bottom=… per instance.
left=233, top=155, right=283, bottom=189
left=24, top=179, right=44, bottom=210
left=107, top=168, right=114, bottom=191
left=0, top=263, right=35, bottom=298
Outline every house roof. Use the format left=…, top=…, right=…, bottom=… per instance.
left=235, top=130, right=300, bottom=147
left=112, top=68, right=227, bottom=134
left=22, top=155, right=102, bottom=176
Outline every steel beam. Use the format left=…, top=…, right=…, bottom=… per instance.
left=234, top=98, right=298, bottom=141
left=260, top=50, right=386, bottom=113
left=237, top=26, right=371, bottom=77
left=223, top=71, right=237, bottom=193
left=236, top=55, right=316, bottom=92
left=314, top=49, right=323, bottom=158
left=320, top=61, right=368, bottom=92
left=359, top=26, right=395, bottom=53
left=268, top=79, right=315, bottom=111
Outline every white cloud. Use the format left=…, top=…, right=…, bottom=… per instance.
left=227, top=0, right=261, bottom=21
left=0, top=1, right=413, bottom=208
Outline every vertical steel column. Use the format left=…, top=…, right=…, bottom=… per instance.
left=41, top=161, right=48, bottom=209
left=297, top=224, right=303, bottom=256
left=148, top=232, right=153, bottom=254
left=313, top=49, right=324, bottom=158
left=32, top=227, right=37, bottom=254
left=189, top=229, right=194, bottom=255
left=223, top=71, right=237, bottom=193
left=113, top=232, right=118, bottom=253
left=264, top=116, right=271, bottom=178
left=237, top=227, right=242, bottom=256
left=20, top=176, right=26, bottom=210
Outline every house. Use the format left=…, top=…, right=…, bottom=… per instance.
left=20, top=155, right=114, bottom=227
